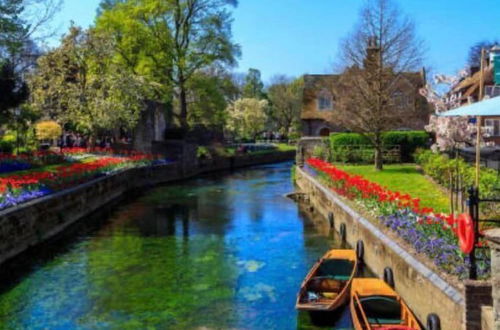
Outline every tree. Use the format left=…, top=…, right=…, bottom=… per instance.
left=336, top=0, right=424, bottom=170
left=0, top=60, right=28, bottom=124
left=0, top=0, right=26, bottom=57
left=29, top=26, right=147, bottom=141
left=243, top=68, right=265, bottom=99
left=226, top=98, right=268, bottom=140
left=267, top=75, right=303, bottom=138
left=468, top=40, right=498, bottom=68
left=169, top=0, right=240, bottom=129
left=95, top=0, right=240, bottom=130
left=186, top=66, right=239, bottom=129
left=35, top=120, right=61, bottom=141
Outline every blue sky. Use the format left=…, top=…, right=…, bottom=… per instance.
left=49, top=0, right=500, bottom=82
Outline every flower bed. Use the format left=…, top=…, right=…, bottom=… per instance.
left=306, top=158, right=490, bottom=279
left=0, top=151, right=170, bottom=211
left=0, top=152, right=66, bottom=175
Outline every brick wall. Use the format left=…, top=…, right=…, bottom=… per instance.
left=463, top=281, right=493, bottom=330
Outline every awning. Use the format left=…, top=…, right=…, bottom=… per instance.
left=440, top=96, right=500, bottom=117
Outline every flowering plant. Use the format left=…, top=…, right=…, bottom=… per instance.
left=306, top=158, right=490, bottom=278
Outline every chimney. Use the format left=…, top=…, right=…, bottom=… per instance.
left=364, top=36, right=380, bottom=70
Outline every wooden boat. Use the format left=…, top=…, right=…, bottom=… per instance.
left=350, top=278, right=422, bottom=330
left=296, top=249, right=357, bottom=312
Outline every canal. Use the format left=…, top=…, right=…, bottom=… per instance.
left=0, top=162, right=360, bottom=329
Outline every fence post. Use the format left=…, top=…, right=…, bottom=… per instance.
left=467, top=187, right=479, bottom=280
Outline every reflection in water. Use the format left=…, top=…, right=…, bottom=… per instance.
left=0, top=162, right=364, bottom=329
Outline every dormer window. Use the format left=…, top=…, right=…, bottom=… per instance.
left=317, top=89, right=333, bottom=111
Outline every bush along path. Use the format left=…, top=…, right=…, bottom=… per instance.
left=306, top=158, right=490, bottom=279
left=0, top=150, right=170, bottom=211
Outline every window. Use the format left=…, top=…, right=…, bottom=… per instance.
left=392, top=91, right=409, bottom=110
left=317, top=89, right=333, bottom=111
left=484, top=119, right=500, bottom=136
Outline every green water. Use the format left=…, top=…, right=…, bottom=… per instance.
left=0, top=162, right=357, bottom=329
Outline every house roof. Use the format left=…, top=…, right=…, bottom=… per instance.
left=440, top=95, right=500, bottom=117
left=452, top=67, right=494, bottom=100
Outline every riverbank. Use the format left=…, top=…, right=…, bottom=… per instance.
left=295, top=165, right=491, bottom=330
left=0, top=150, right=295, bottom=268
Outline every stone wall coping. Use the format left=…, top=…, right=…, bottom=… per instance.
left=298, top=166, right=465, bottom=305
left=484, top=228, right=500, bottom=245
left=0, top=163, right=174, bottom=220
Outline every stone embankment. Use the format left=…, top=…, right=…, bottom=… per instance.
left=0, top=151, right=295, bottom=267
left=295, top=166, right=492, bottom=330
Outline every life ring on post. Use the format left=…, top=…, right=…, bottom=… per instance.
left=457, top=213, right=475, bottom=254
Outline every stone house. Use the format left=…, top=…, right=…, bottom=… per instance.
left=300, top=72, right=431, bottom=137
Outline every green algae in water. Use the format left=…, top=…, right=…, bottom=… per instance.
left=0, top=163, right=356, bottom=329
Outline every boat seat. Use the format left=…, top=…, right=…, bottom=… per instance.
left=320, top=292, right=339, bottom=299
left=359, top=295, right=402, bottom=326
left=308, top=278, right=342, bottom=292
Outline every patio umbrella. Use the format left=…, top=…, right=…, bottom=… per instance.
left=439, top=96, right=500, bottom=186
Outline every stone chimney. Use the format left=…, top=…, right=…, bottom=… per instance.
left=364, top=36, right=381, bottom=71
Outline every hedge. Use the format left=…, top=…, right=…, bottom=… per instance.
left=329, top=131, right=430, bottom=163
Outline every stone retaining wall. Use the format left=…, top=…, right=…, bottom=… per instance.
left=0, top=151, right=295, bottom=267
left=295, top=166, right=492, bottom=330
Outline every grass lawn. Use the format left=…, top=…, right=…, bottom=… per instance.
left=337, top=163, right=450, bottom=213
left=275, top=143, right=296, bottom=152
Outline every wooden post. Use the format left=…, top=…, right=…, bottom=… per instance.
left=475, top=48, right=486, bottom=188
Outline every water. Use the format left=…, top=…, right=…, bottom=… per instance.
left=0, top=162, right=362, bottom=330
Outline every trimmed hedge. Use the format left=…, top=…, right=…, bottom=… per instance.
left=329, top=131, right=430, bottom=163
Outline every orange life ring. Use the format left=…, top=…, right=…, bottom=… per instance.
left=457, top=213, right=475, bottom=254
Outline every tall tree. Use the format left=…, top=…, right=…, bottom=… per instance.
left=169, top=0, right=240, bottom=129
left=29, top=26, right=147, bottom=140
left=468, top=40, right=498, bottom=68
left=96, top=0, right=240, bottom=130
left=186, top=66, right=238, bottom=129
left=0, top=0, right=26, bottom=57
left=337, top=0, right=424, bottom=170
left=267, top=75, right=303, bottom=138
left=243, top=68, right=265, bottom=99
left=226, top=98, right=268, bottom=140
left=0, top=60, right=28, bottom=124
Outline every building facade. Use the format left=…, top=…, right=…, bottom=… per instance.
left=300, top=72, right=431, bottom=137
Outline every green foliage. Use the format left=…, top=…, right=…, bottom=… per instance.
left=196, top=146, right=212, bottom=160
left=0, top=0, right=26, bottom=56
left=242, top=68, right=265, bottom=99
left=0, top=60, right=28, bottom=123
left=312, top=144, right=329, bottom=160
left=328, top=131, right=429, bottom=163
left=267, top=76, right=303, bottom=137
left=415, top=149, right=500, bottom=199
left=187, top=69, right=238, bottom=129
left=35, top=121, right=62, bottom=141
left=226, top=98, right=268, bottom=140
left=382, top=131, right=430, bottom=162
left=29, top=26, right=146, bottom=137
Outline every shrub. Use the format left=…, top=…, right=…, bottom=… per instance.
left=35, top=121, right=62, bottom=141
left=382, top=131, right=429, bottom=162
left=329, top=131, right=429, bottom=163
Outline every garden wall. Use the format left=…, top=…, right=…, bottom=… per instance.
left=295, top=166, right=492, bottom=330
left=0, top=150, right=295, bottom=267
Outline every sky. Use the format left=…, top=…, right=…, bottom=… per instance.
left=48, top=0, right=500, bottom=83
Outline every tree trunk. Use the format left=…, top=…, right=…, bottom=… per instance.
left=374, top=145, right=383, bottom=171
left=374, top=134, right=383, bottom=170
left=179, top=81, right=188, bottom=130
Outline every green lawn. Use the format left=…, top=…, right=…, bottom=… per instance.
left=337, top=164, right=450, bottom=213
